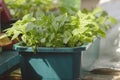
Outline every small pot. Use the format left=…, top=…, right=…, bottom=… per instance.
left=0, top=33, right=18, bottom=51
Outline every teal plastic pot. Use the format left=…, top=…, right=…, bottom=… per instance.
left=14, top=38, right=100, bottom=80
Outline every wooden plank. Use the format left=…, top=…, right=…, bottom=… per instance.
left=83, top=68, right=120, bottom=80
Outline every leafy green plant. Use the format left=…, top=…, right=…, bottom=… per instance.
left=5, top=0, right=56, bottom=19
left=3, top=7, right=117, bottom=49
left=58, top=0, right=80, bottom=10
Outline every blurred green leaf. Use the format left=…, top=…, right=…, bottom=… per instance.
left=92, top=7, right=103, bottom=15
left=109, top=16, right=118, bottom=24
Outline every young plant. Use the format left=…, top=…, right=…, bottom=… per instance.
left=5, top=0, right=56, bottom=19
left=4, top=7, right=117, bottom=50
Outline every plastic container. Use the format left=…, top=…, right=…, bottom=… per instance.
left=14, top=38, right=100, bottom=80
left=14, top=46, right=86, bottom=80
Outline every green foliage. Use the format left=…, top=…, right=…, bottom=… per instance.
left=5, top=0, right=56, bottom=19
left=59, top=0, right=80, bottom=10
left=4, top=7, right=117, bottom=49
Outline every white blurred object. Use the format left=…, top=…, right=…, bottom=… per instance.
left=54, top=0, right=58, bottom=4
left=99, top=0, right=111, bottom=4
left=91, top=0, right=120, bottom=71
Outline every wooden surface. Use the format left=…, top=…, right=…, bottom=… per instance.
left=0, top=67, right=21, bottom=80
left=83, top=68, right=120, bottom=80
left=1, top=67, right=120, bottom=80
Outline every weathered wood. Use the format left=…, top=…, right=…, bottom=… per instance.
left=83, top=68, right=120, bottom=80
